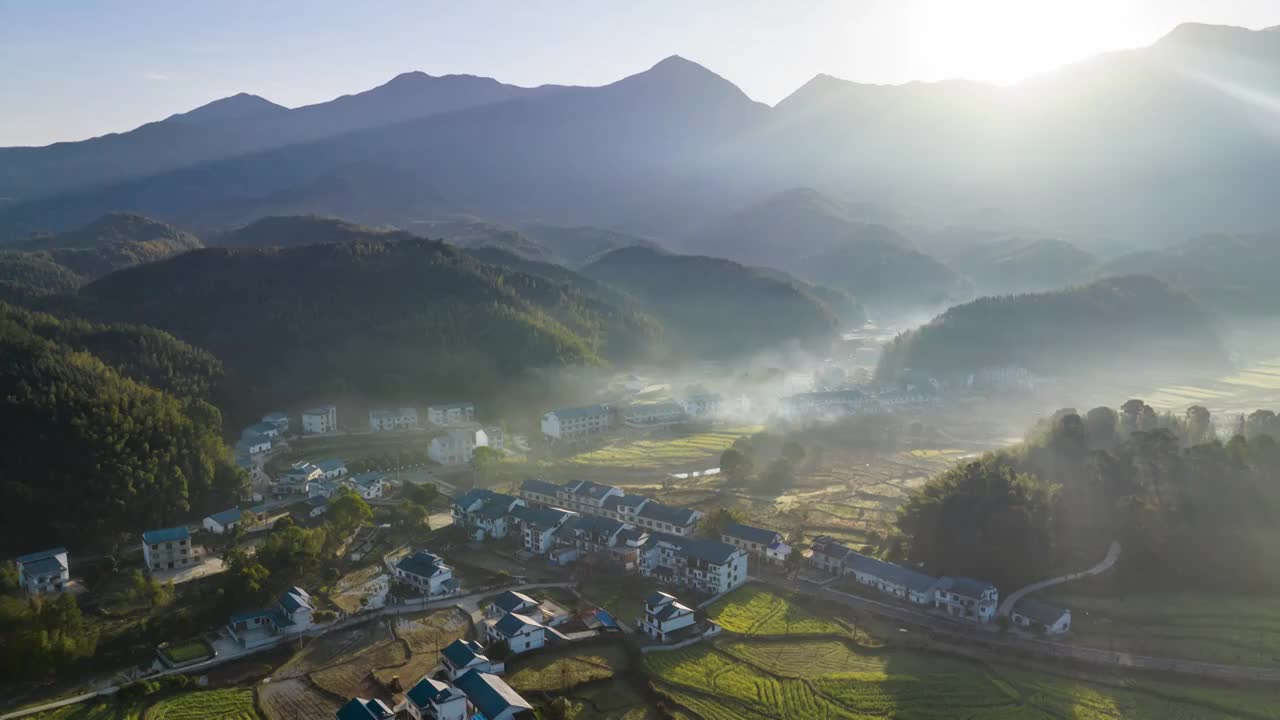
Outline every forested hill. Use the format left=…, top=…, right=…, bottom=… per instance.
left=0, top=303, right=240, bottom=556
left=0, top=213, right=201, bottom=299
left=876, top=275, right=1226, bottom=382
left=213, top=214, right=414, bottom=248
left=76, top=238, right=661, bottom=423
left=582, top=245, right=839, bottom=357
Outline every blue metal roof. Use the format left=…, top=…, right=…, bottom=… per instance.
left=207, top=507, right=242, bottom=526
left=398, top=550, right=445, bottom=578
left=335, top=697, right=393, bottom=720
left=441, top=638, right=487, bottom=669
left=454, top=669, right=532, bottom=719
left=142, top=526, right=189, bottom=544
left=16, top=547, right=66, bottom=565
left=406, top=677, right=464, bottom=708
left=493, top=612, right=542, bottom=638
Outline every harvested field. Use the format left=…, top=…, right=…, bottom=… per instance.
left=258, top=678, right=339, bottom=720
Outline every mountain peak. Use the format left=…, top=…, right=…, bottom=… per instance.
left=165, top=93, right=287, bottom=125
left=1156, top=22, right=1261, bottom=48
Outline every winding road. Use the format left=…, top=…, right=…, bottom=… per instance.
left=998, top=540, right=1121, bottom=617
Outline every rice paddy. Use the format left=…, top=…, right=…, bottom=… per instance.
left=566, top=426, right=762, bottom=469
left=703, top=586, right=852, bottom=638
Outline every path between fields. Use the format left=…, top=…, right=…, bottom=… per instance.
left=997, top=540, right=1121, bottom=617
left=0, top=582, right=574, bottom=720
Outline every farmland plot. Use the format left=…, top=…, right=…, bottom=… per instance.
left=258, top=678, right=339, bottom=720
left=704, top=586, right=850, bottom=637
left=145, top=688, right=259, bottom=720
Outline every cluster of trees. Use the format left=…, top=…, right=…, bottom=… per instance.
left=876, top=275, right=1226, bottom=382
left=0, top=593, right=97, bottom=678
left=895, top=399, right=1280, bottom=592
left=720, top=433, right=815, bottom=494
left=0, top=303, right=244, bottom=557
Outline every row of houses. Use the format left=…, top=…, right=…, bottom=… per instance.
left=272, top=460, right=384, bottom=500
left=539, top=394, right=725, bottom=440
left=369, top=402, right=481, bottom=432
left=339, top=666, right=532, bottom=720
left=517, top=479, right=703, bottom=537
left=781, top=382, right=940, bottom=420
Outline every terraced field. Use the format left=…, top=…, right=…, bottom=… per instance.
left=566, top=426, right=762, bottom=469
left=704, top=586, right=851, bottom=637
left=507, top=644, right=626, bottom=692
left=145, top=688, right=259, bottom=720
left=257, top=678, right=339, bottom=720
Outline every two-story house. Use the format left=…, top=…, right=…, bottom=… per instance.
left=395, top=550, right=458, bottom=597
left=634, top=501, right=702, bottom=537
left=638, top=590, right=697, bottom=643
left=451, top=489, right=524, bottom=541
left=441, top=639, right=499, bottom=681
left=639, top=533, right=747, bottom=595
left=540, top=404, right=613, bottom=440
left=15, top=547, right=69, bottom=595
left=406, top=677, right=468, bottom=720
left=142, top=526, right=200, bottom=573
left=844, top=552, right=940, bottom=605
left=511, top=506, right=575, bottom=555
left=453, top=669, right=534, bottom=720
left=486, top=612, right=546, bottom=654
left=809, top=535, right=856, bottom=575
left=721, top=522, right=791, bottom=566
left=315, top=458, right=348, bottom=480
left=350, top=472, right=386, bottom=499
left=622, top=402, right=688, bottom=430
left=227, top=586, right=315, bottom=648
left=302, top=405, right=338, bottom=434
left=427, top=402, right=476, bottom=427
left=934, top=576, right=999, bottom=623
left=429, top=426, right=489, bottom=466
left=369, top=407, right=418, bottom=432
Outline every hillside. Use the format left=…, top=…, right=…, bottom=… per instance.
left=76, top=238, right=662, bottom=422
left=0, top=303, right=238, bottom=556
left=213, top=215, right=412, bottom=248
left=944, top=237, right=1097, bottom=295
left=1100, top=232, right=1280, bottom=315
left=581, top=245, right=837, bottom=357
left=876, top=275, right=1227, bottom=382
left=0, top=213, right=201, bottom=298
left=517, top=222, right=661, bottom=266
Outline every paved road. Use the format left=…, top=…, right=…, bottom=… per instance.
left=998, top=540, right=1121, bottom=617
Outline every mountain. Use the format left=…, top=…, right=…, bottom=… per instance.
left=1100, top=232, right=1280, bottom=315
left=75, top=236, right=662, bottom=422
left=517, top=222, right=662, bottom=266
left=0, top=213, right=201, bottom=299
left=410, top=217, right=551, bottom=260
left=0, top=73, right=561, bottom=205
left=581, top=245, right=837, bottom=357
left=0, top=302, right=237, bottom=555
left=944, top=238, right=1097, bottom=295
left=0, top=56, right=769, bottom=238
left=214, top=215, right=411, bottom=248
left=685, top=188, right=965, bottom=312
left=876, top=275, right=1227, bottom=382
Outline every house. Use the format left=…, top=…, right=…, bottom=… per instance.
left=511, top=506, right=575, bottom=555
left=315, top=458, right=348, bottom=479
left=934, top=576, right=999, bottom=623
left=486, top=612, right=546, bottom=654
left=395, top=550, right=458, bottom=597
left=237, top=432, right=272, bottom=455
left=262, top=411, right=289, bottom=433
left=622, top=402, right=688, bottom=430
left=484, top=426, right=505, bottom=451
left=441, top=639, right=498, bottom=681
left=350, top=472, right=386, bottom=499
left=335, top=697, right=394, bottom=720
left=634, top=501, right=702, bottom=537
left=453, top=669, right=533, bottom=720
left=406, top=677, right=468, bottom=720
left=1011, top=597, right=1072, bottom=635
left=202, top=507, right=243, bottom=535
left=549, top=514, right=633, bottom=567
left=639, top=533, right=748, bottom=595
left=302, top=405, right=338, bottom=434
left=517, top=479, right=560, bottom=507
left=279, top=461, right=323, bottom=493
left=540, top=404, right=613, bottom=440
left=486, top=590, right=540, bottom=621
left=451, top=489, right=524, bottom=541
left=307, top=495, right=330, bottom=518
left=242, top=421, right=280, bottom=440
left=427, top=402, right=476, bottom=427
left=369, top=407, right=418, bottom=432
left=599, top=493, right=651, bottom=524
left=680, top=393, right=722, bottom=419
left=142, top=526, right=200, bottom=573
left=721, top=522, right=791, bottom=565
left=429, top=426, right=488, bottom=466
left=15, top=548, right=69, bottom=595
left=782, top=389, right=870, bottom=419
left=554, top=479, right=624, bottom=514
left=227, top=586, right=315, bottom=648
left=809, top=535, right=856, bottom=575
left=639, top=591, right=696, bottom=643
left=843, top=552, right=939, bottom=605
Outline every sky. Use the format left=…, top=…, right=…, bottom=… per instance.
left=4, top=0, right=1280, bottom=147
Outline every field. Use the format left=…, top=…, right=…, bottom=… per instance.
left=704, top=586, right=853, bottom=638
left=1086, top=355, right=1280, bottom=415
left=257, top=678, right=338, bottom=720
left=145, top=688, right=259, bottom=720
left=564, top=426, right=762, bottom=470
left=645, top=639, right=1280, bottom=720
left=507, top=644, right=627, bottom=692
left=31, top=698, right=148, bottom=720
left=1051, top=588, right=1280, bottom=667
left=579, top=572, right=653, bottom=626
left=159, top=639, right=214, bottom=665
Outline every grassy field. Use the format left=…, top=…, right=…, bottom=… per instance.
left=31, top=698, right=148, bottom=720
left=565, top=426, right=762, bottom=469
left=579, top=572, right=653, bottom=626
left=507, top=644, right=626, bottom=692
left=1051, top=589, right=1280, bottom=667
left=159, top=639, right=213, bottom=665
left=145, top=688, right=259, bottom=720
left=646, top=639, right=1280, bottom=720
left=704, top=586, right=852, bottom=638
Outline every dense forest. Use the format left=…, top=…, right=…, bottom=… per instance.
left=876, top=275, right=1227, bottom=382
left=895, top=400, right=1280, bottom=592
left=0, top=303, right=242, bottom=557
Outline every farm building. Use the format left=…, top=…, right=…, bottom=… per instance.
left=1011, top=597, right=1072, bottom=634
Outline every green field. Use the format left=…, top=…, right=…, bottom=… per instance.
left=645, top=639, right=1280, bottom=720
left=566, top=426, right=762, bottom=469
left=159, top=639, right=214, bottom=665
left=704, top=586, right=852, bottom=637
left=1052, top=589, right=1280, bottom=667
left=507, top=644, right=626, bottom=692
left=145, top=688, right=259, bottom=720
left=32, top=698, right=147, bottom=720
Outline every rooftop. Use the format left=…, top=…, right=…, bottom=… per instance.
left=845, top=553, right=938, bottom=594
left=398, top=550, right=447, bottom=578
left=441, top=638, right=487, bottom=668
left=206, top=507, right=242, bottom=526
left=937, top=576, right=997, bottom=598
left=315, top=458, right=346, bottom=472
left=520, top=478, right=560, bottom=496
left=547, top=404, right=611, bottom=420
left=142, top=526, right=190, bottom=544
left=492, top=590, right=538, bottom=614
left=512, top=506, right=573, bottom=531
left=335, top=697, right=394, bottom=720
left=601, top=493, right=650, bottom=512
left=1013, top=596, right=1070, bottom=625
left=428, top=401, right=474, bottom=411
left=722, top=522, right=780, bottom=546
left=454, top=669, right=532, bottom=719
left=493, top=611, right=544, bottom=638
left=637, top=501, right=698, bottom=526
left=16, top=547, right=67, bottom=566
left=406, top=677, right=465, bottom=708
left=566, top=479, right=621, bottom=500
left=302, top=405, right=335, bottom=416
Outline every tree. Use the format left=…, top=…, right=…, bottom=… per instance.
left=759, top=458, right=795, bottom=494
left=224, top=548, right=271, bottom=607
left=470, top=446, right=504, bottom=479
left=781, top=441, right=806, bottom=466
left=1185, top=405, right=1214, bottom=446
left=327, top=488, right=373, bottom=536
left=1084, top=406, right=1119, bottom=450
left=720, top=448, right=753, bottom=486
left=699, top=508, right=744, bottom=538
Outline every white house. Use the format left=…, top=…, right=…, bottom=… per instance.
left=427, top=402, right=475, bottom=427
left=680, top=393, right=722, bottom=419
left=350, top=472, right=386, bottom=499
left=15, top=548, right=69, bottom=595
left=1011, top=597, right=1072, bottom=635
left=315, top=458, right=348, bottom=480
left=238, top=433, right=272, bottom=455
left=202, top=507, right=244, bottom=535
left=451, top=489, right=524, bottom=541
left=623, top=402, right=688, bottom=430
left=406, top=677, right=468, bottom=720
left=844, top=552, right=939, bottom=605
left=484, top=425, right=505, bottom=451
left=512, top=506, right=575, bottom=555
left=639, top=591, right=696, bottom=643
left=809, top=535, right=856, bottom=575
left=142, top=526, right=201, bottom=573
left=302, top=405, right=338, bottom=434
left=429, top=426, right=488, bottom=466
left=486, top=590, right=540, bottom=621
left=540, top=404, right=613, bottom=440
left=487, top=612, right=546, bottom=654
left=548, top=514, right=635, bottom=568
left=934, top=576, right=999, bottom=623
left=440, top=639, right=498, bottom=681
left=395, top=550, right=458, bottom=597
left=639, top=533, right=748, bottom=595
left=721, top=522, right=791, bottom=566
left=262, top=411, right=289, bottom=433
left=453, top=669, right=533, bottom=720
left=634, top=501, right=702, bottom=537
left=369, top=407, right=418, bottom=432
left=227, top=586, right=315, bottom=648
